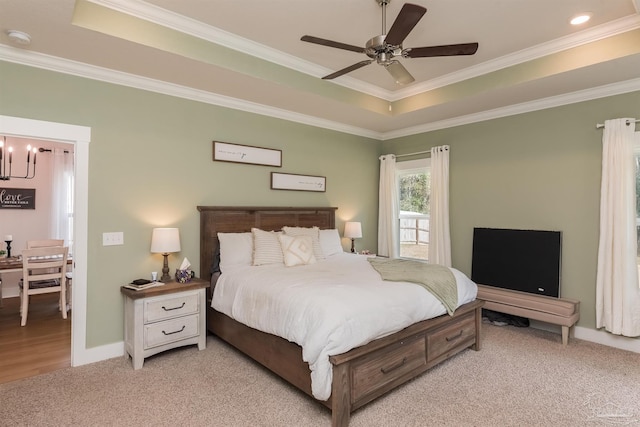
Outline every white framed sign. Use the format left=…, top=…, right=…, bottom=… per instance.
left=271, top=172, right=326, bottom=192
left=213, top=141, right=281, bottom=167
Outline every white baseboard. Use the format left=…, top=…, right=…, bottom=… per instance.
left=72, top=341, right=125, bottom=367
left=574, top=326, right=640, bottom=353
left=2, top=287, right=19, bottom=299
left=528, top=320, right=640, bottom=353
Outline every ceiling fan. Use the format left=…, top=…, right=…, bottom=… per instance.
left=301, top=0, right=478, bottom=85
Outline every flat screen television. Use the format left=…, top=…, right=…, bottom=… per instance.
left=471, top=228, right=562, bottom=298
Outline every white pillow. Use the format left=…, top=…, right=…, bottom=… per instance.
left=278, top=234, right=317, bottom=267
left=217, top=232, right=253, bottom=271
left=252, top=228, right=284, bottom=265
left=319, top=229, right=343, bottom=257
left=282, top=226, right=325, bottom=260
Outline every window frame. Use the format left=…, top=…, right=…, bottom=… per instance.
left=396, top=158, right=430, bottom=260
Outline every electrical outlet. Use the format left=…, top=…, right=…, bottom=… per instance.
left=103, top=232, right=124, bottom=246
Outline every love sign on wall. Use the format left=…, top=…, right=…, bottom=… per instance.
left=0, top=188, right=36, bottom=209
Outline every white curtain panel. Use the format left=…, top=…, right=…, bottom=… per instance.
left=378, top=154, right=399, bottom=258
left=428, top=145, right=452, bottom=267
left=50, top=148, right=74, bottom=252
left=596, top=118, right=640, bottom=337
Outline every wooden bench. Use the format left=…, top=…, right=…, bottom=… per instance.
left=476, top=284, right=580, bottom=345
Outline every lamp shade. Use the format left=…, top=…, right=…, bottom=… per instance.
left=344, top=222, right=362, bottom=239
left=150, top=228, right=181, bottom=254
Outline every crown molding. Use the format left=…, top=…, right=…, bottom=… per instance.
left=391, top=14, right=640, bottom=101
left=1, top=43, right=638, bottom=142
left=88, top=0, right=391, bottom=100
left=91, top=0, right=640, bottom=103
left=0, top=45, right=382, bottom=140
left=382, top=77, right=640, bottom=140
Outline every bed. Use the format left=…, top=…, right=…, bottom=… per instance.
left=198, top=206, right=483, bottom=426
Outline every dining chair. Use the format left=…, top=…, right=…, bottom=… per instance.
left=26, top=239, right=64, bottom=249
left=26, top=239, right=72, bottom=309
left=19, top=246, right=69, bottom=326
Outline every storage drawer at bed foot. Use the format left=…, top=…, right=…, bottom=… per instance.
left=144, top=314, right=200, bottom=349
left=350, top=336, right=426, bottom=402
left=426, top=312, right=475, bottom=363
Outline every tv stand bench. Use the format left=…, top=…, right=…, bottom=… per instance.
left=476, top=285, right=580, bottom=346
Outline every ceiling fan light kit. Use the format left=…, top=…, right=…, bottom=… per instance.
left=301, top=0, right=479, bottom=85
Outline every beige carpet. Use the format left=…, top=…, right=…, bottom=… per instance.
left=1, top=324, right=639, bottom=426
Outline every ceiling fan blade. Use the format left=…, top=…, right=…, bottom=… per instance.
left=385, top=61, right=414, bottom=85
left=385, top=3, right=427, bottom=46
left=301, top=35, right=365, bottom=54
left=322, top=60, right=373, bottom=80
left=405, top=42, right=479, bottom=58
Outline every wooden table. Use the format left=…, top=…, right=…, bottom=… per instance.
left=0, top=257, right=25, bottom=273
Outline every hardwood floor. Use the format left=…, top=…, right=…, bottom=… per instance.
left=0, top=294, right=71, bottom=384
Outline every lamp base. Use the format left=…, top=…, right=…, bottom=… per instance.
left=160, top=253, right=171, bottom=282
left=350, top=238, right=355, bottom=253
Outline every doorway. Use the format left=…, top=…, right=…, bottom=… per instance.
left=0, top=115, right=89, bottom=368
left=0, top=136, right=74, bottom=382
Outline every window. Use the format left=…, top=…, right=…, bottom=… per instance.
left=397, top=158, right=430, bottom=260
left=50, top=149, right=74, bottom=256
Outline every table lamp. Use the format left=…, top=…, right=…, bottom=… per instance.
left=344, top=222, right=362, bottom=253
left=150, top=228, right=181, bottom=282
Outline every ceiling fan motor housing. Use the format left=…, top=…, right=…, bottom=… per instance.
left=365, top=35, right=402, bottom=65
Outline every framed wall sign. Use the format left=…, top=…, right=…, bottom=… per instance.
left=271, top=172, right=326, bottom=192
left=0, top=187, right=36, bottom=209
left=213, top=141, right=282, bottom=167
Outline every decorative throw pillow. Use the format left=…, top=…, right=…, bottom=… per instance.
left=278, top=234, right=317, bottom=267
left=217, top=232, right=253, bottom=271
left=252, top=228, right=284, bottom=265
left=319, top=229, right=343, bottom=257
left=282, top=226, right=325, bottom=260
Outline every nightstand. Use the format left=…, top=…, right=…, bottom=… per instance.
left=358, top=253, right=377, bottom=258
left=121, top=278, right=209, bottom=369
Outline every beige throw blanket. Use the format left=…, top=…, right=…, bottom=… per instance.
left=367, top=257, right=458, bottom=315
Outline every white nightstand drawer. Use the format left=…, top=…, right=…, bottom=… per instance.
left=144, top=292, right=199, bottom=323
left=144, top=314, right=200, bottom=349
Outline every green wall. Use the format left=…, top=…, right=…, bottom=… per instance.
left=383, top=91, right=640, bottom=329
left=0, top=61, right=381, bottom=347
left=3, top=58, right=639, bottom=343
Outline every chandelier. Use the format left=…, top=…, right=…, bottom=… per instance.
left=0, top=136, right=37, bottom=180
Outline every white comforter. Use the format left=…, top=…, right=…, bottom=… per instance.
left=212, top=253, right=477, bottom=400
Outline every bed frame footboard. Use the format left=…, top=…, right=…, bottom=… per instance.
left=207, top=296, right=483, bottom=426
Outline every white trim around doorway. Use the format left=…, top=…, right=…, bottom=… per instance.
left=0, top=114, right=92, bottom=366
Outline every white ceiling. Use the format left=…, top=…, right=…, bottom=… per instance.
left=1, top=0, right=639, bottom=139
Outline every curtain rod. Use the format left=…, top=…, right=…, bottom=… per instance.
left=395, top=146, right=450, bottom=158
left=595, top=119, right=639, bottom=129
left=396, top=150, right=431, bottom=158
left=38, top=148, right=70, bottom=154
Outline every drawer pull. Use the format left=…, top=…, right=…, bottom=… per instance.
left=162, top=325, right=186, bottom=336
left=446, top=330, right=464, bottom=342
left=380, top=357, right=407, bottom=374
left=162, top=302, right=186, bottom=311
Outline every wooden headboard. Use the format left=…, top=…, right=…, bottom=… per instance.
left=197, top=206, right=337, bottom=281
